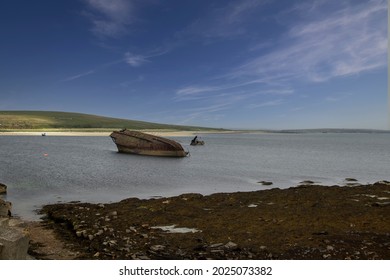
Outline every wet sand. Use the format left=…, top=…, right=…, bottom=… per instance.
left=28, top=181, right=390, bottom=260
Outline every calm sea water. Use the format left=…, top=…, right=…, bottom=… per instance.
left=0, top=133, right=389, bottom=220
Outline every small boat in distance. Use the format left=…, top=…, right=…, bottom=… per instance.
left=110, top=129, right=188, bottom=157
left=41, top=133, right=46, bottom=136
left=190, top=135, right=204, bottom=146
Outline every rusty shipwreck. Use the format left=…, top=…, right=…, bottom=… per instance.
left=110, top=129, right=188, bottom=157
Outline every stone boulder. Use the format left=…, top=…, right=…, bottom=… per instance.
left=0, top=198, right=12, bottom=217
left=0, top=183, right=6, bottom=195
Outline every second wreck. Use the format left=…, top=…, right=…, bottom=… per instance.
left=110, top=129, right=188, bottom=157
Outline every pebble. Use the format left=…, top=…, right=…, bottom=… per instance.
left=299, top=180, right=315, bottom=185
left=312, top=231, right=329, bottom=235
left=258, top=181, right=273, bottom=186
left=150, top=245, right=165, bottom=251
left=224, top=241, right=238, bottom=250
left=371, top=202, right=390, bottom=207
left=326, top=245, right=334, bottom=251
left=210, top=249, right=224, bottom=254
left=137, top=255, right=151, bottom=260
left=345, top=178, right=358, bottom=182
left=376, top=180, right=390, bottom=186
left=209, top=243, right=224, bottom=248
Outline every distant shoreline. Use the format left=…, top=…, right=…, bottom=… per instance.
left=0, top=130, right=250, bottom=137
left=2, top=128, right=387, bottom=137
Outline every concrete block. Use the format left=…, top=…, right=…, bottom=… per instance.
left=0, top=227, right=29, bottom=260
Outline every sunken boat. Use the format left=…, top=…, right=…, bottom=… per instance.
left=190, top=135, right=204, bottom=146
left=110, top=129, right=188, bottom=157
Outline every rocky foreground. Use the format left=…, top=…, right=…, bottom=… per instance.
left=28, top=182, right=390, bottom=260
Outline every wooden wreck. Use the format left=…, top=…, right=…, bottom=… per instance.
left=110, top=129, right=188, bottom=157
left=190, top=135, right=204, bottom=146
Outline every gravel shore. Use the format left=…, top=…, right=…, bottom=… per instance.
left=28, top=182, right=390, bottom=260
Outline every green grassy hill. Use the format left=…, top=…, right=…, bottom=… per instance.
left=0, top=111, right=222, bottom=132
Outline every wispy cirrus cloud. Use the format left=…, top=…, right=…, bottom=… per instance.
left=247, top=99, right=284, bottom=109
left=82, top=0, right=134, bottom=38
left=62, top=70, right=96, bottom=82
left=175, top=80, right=293, bottom=102
left=61, top=59, right=123, bottom=82
left=172, top=0, right=386, bottom=126
left=124, top=52, right=148, bottom=67
left=324, top=92, right=353, bottom=102
left=175, top=102, right=234, bottom=125
left=62, top=49, right=159, bottom=82
left=181, top=0, right=268, bottom=40
left=176, top=1, right=386, bottom=97
left=231, top=0, right=387, bottom=83
left=175, top=86, right=223, bottom=99
left=123, top=43, right=179, bottom=67
left=175, top=79, right=266, bottom=100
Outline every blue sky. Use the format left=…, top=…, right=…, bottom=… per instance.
left=0, top=0, right=387, bottom=129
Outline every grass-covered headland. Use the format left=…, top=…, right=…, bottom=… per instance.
left=0, top=111, right=223, bottom=132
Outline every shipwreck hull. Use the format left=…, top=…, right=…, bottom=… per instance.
left=190, top=140, right=205, bottom=146
left=110, top=130, right=188, bottom=157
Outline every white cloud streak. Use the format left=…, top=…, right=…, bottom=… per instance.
left=173, top=0, right=386, bottom=125
left=175, top=102, right=233, bottom=125
left=124, top=52, right=148, bottom=67
left=175, top=80, right=293, bottom=102
left=62, top=70, right=95, bottom=82
left=232, top=0, right=387, bottom=83
left=123, top=43, right=180, bottom=67
left=247, top=99, right=284, bottom=109
left=175, top=79, right=275, bottom=101
left=83, top=0, right=133, bottom=38
left=181, top=0, right=268, bottom=40
left=62, top=59, right=124, bottom=82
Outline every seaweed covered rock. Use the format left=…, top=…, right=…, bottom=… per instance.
left=36, top=182, right=390, bottom=260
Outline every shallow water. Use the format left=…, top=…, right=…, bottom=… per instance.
left=0, top=133, right=389, bottom=220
